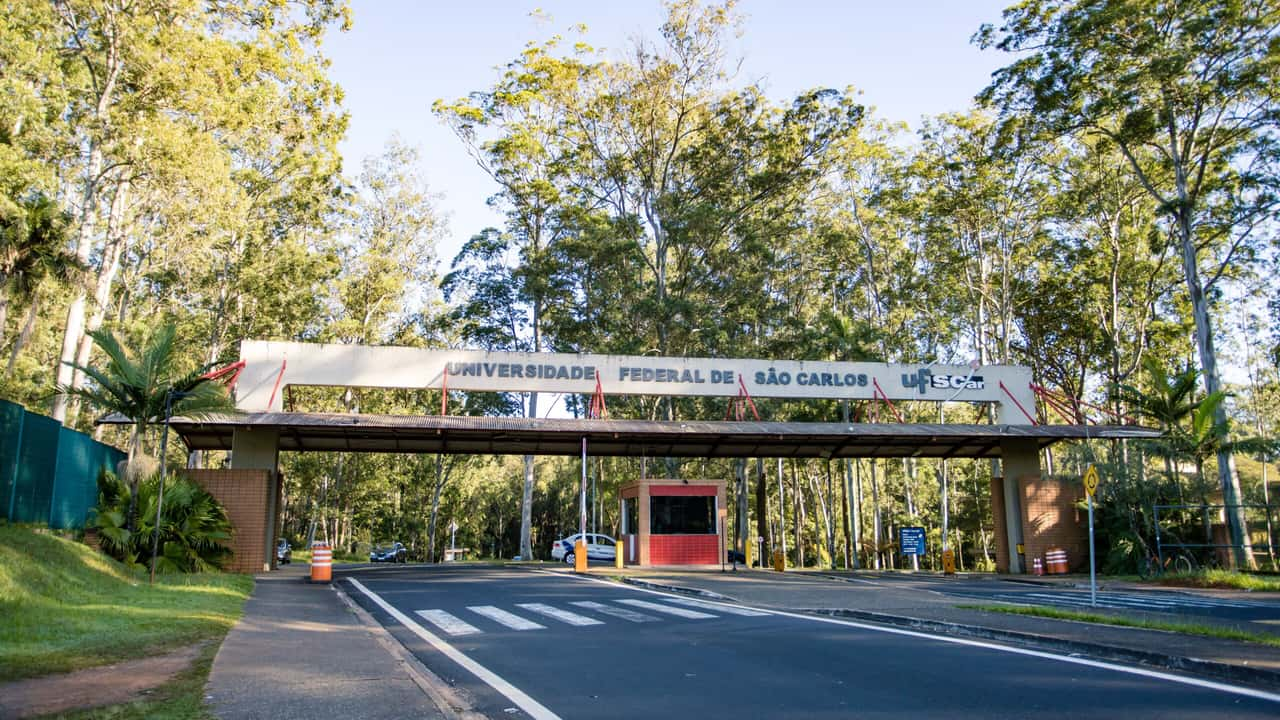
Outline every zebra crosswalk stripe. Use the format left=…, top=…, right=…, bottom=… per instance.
left=516, top=603, right=605, bottom=626
left=617, top=598, right=718, bottom=619
left=570, top=601, right=659, bottom=623
left=663, top=597, right=770, bottom=616
left=468, top=605, right=545, bottom=630
left=416, top=609, right=481, bottom=636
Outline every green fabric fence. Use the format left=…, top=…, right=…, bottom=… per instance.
left=1, top=399, right=125, bottom=529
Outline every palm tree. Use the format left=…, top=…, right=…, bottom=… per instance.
left=58, top=323, right=237, bottom=531
left=0, top=196, right=83, bottom=374
left=1112, top=357, right=1200, bottom=501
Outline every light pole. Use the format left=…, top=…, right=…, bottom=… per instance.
left=150, top=388, right=190, bottom=585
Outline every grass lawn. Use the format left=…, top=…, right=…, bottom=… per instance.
left=1150, top=569, right=1280, bottom=592
left=958, top=603, right=1280, bottom=647
left=0, top=524, right=253, bottom=682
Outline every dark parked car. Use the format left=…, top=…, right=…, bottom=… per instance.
left=276, top=539, right=291, bottom=565
left=370, top=542, right=407, bottom=563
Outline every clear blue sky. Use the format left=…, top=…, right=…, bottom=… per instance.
left=324, top=0, right=1015, bottom=267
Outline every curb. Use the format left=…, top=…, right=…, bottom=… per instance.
left=623, top=577, right=732, bottom=601
left=802, top=607, right=1280, bottom=691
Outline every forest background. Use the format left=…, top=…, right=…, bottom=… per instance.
left=2, top=0, right=1277, bottom=572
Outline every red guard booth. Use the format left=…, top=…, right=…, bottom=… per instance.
left=619, top=478, right=727, bottom=566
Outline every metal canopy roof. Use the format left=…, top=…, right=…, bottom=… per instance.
left=166, top=412, right=1160, bottom=459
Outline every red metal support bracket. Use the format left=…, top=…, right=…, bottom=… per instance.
left=440, top=365, right=449, bottom=415
left=588, top=376, right=608, bottom=419
left=871, top=378, right=905, bottom=423
left=265, top=358, right=287, bottom=411
left=724, top=375, right=761, bottom=421
left=199, top=359, right=246, bottom=392
left=998, top=380, right=1039, bottom=425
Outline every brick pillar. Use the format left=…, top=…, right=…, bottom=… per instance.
left=990, top=476, right=1010, bottom=573
left=1020, top=476, right=1086, bottom=572
left=638, top=488, right=651, bottom=566
left=184, top=469, right=272, bottom=574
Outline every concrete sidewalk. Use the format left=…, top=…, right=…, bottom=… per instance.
left=205, top=565, right=448, bottom=720
left=605, top=567, right=1280, bottom=689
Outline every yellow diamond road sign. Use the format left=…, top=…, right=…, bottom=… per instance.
left=1083, top=465, right=1100, bottom=498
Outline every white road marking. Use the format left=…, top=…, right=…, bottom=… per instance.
left=468, top=605, right=545, bottom=630
left=550, top=570, right=1280, bottom=705
left=516, top=603, right=604, bottom=626
left=617, top=598, right=717, bottom=619
left=570, top=600, right=659, bottom=622
left=347, top=579, right=561, bottom=720
left=415, top=609, right=481, bottom=636
left=663, top=597, right=769, bottom=616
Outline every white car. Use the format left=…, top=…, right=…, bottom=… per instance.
left=550, top=533, right=616, bottom=563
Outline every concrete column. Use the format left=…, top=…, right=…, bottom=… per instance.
left=232, top=428, right=280, bottom=572
left=998, top=439, right=1041, bottom=574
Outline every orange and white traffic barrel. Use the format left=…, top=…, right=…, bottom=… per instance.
left=1033, top=556, right=1044, bottom=576
left=311, top=544, right=332, bottom=583
left=1045, top=548, right=1069, bottom=575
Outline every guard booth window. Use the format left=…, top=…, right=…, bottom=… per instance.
left=651, top=496, right=715, bottom=534
left=623, top=497, right=638, bottom=535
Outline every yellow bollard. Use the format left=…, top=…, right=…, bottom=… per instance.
left=942, top=549, right=956, bottom=575
left=615, top=539, right=624, bottom=569
left=772, top=550, right=785, bottom=572
left=745, top=543, right=753, bottom=569
left=574, top=539, right=588, bottom=573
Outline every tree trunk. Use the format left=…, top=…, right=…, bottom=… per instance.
left=734, top=458, right=747, bottom=553
left=792, top=460, right=804, bottom=568
left=1175, top=208, right=1253, bottom=567
left=841, top=458, right=853, bottom=569
left=427, top=454, right=452, bottom=563
left=870, top=459, right=882, bottom=569
left=755, top=458, right=769, bottom=561
left=776, top=458, right=787, bottom=563
left=6, top=293, right=40, bottom=377
left=67, top=180, right=131, bottom=424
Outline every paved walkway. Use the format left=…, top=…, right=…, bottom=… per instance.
left=205, top=565, right=448, bottom=720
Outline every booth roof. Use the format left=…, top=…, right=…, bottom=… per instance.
left=153, top=412, right=1160, bottom=459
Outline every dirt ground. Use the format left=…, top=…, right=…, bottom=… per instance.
left=0, top=643, right=204, bottom=719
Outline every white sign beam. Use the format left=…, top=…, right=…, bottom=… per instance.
left=235, top=341, right=1038, bottom=424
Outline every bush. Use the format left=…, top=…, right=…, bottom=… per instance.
left=89, top=471, right=233, bottom=572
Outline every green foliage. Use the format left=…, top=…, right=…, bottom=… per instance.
left=0, top=525, right=252, bottom=681
left=90, top=471, right=234, bottom=573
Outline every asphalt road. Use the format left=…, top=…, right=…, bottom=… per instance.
left=342, top=565, right=1279, bottom=719
left=836, top=572, right=1280, bottom=624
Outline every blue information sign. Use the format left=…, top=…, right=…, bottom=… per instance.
left=900, top=526, right=926, bottom=555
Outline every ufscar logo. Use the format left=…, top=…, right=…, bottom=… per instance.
left=901, top=368, right=985, bottom=393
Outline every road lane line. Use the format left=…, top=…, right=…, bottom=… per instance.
left=547, top=570, right=1280, bottom=705
left=347, top=579, right=561, bottom=720
left=616, top=598, right=717, bottom=619
left=516, top=603, right=604, bottom=626
left=468, top=605, right=545, bottom=631
left=570, top=600, right=659, bottom=622
left=663, top=597, right=770, bottom=616
left=415, top=609, right=482, bottom=636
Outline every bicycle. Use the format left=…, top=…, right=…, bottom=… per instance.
left=1140, top=550, right=1194, bottom=578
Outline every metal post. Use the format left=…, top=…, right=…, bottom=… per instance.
left=1088, top=493, right=1096, bottom=607
left=1155, top=505, right=1164, bottom=573
left=581, top=435, right=586, bottom=540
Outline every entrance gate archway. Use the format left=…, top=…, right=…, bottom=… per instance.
left=167, top=341, right=1159, bottom=574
